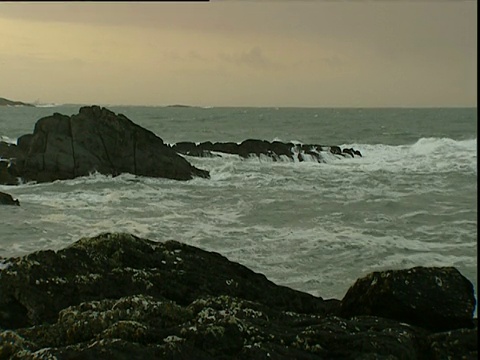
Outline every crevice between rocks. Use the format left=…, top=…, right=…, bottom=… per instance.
left=69, top=119, right=76, bottom=178
left=133, top=131, right=137, bottom=175
left=98, top=133, right=116, bottom=175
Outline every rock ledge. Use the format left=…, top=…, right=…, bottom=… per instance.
left=0, top=233, right=476, bottom=359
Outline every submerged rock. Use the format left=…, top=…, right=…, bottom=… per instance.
left=0, top=191, right=19, bottom=205
left=0, top=233, right=476, bottom=359
left=0, top=106, right=209, bottom=184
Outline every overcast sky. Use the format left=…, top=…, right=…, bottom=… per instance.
left=0, top=1, right=476, bottom=107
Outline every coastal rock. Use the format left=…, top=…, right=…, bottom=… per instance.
left=172, top=140, right=362, bottom=162
left=0, top=233, right=331, bottom=329
left=0, top=191, right=19, bottom=205
left=0, top=161, right=20, bottom=185
left=0, top=141, right=21, bottom=159
left=339, top=266, right=477, bottom=332
left=0, top=142, right=22, bottom=185
left=0, top=233, right=476, bottom=359
left=0, top=106, right=209, bottom=184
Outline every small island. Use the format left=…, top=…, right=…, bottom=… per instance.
left=0, top=97, right=34, bottom=107
left=165, top=104, right=193, bottom=108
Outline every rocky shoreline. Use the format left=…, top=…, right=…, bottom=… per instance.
left=0, top=233, right=477, bottom=359
left=0, top=106, right=361, bottom=187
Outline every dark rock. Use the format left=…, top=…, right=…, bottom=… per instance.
left=0, top=141, right=21, bottom=159
left=211, top=141, right=240, bottom=155
left=0, top=191, right=19, bottom=205
left=172, top=140, right=360, bottom=163
left=171, top=142, right=217, bottom=157
left=0, top=142, right=23, bottom=185
left=0, top=233, right=476, bottom=359
left=339, top=266, right=477, bottom=332
left=238, top=139, right=273, bottom=158
left=2, top=106, right=209, bottom=184
left=329, top=145, right=342, bottom=155
left=0, top=233, right=330, bottom=329
left=342, top=148, right=355, bottom=157
left=428, top=326, right=478, bottom=359
left=0, top=161, right=20, bottom=185
left=16, top=134, right=34, bottom=153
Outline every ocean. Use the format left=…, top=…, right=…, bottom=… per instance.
left=0, top=105, right=477, bottom=307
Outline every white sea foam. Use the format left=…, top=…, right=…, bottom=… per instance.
left=1, top=135, right=17, bottom=145
left=338, top=137, right=477, bottom=174
left=34, top=103, right=61, bottom=108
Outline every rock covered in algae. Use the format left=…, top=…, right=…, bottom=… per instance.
left=0, top=232, right=477, bottom=359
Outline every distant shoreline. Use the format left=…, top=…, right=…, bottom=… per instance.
left=0, top=97, right=34, bottom=107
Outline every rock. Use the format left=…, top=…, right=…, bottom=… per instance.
left=0, top=106, right=209, bottom=184
left=172, top=140, right=361, bottom=163
left=0, top=233, right=331, bottom=329
left=0, top=161, right=20, bottom=185
left=0, top=191, right=19, bottom=205
left=428, top=325, right=478, bottom=359
left=0, top=142, right=21, bottom=159
left=329, top=145, right=342, bottom=155
left=339, top=266, right=477, bottom=332
left=171, top=142, right=217, bottom=157
left=342, top=148, right=355, bottom=157
left=0, top=233, right=476, bottom=359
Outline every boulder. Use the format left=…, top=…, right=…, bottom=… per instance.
left=0, top=191, right=19, bottom=205
left=0, top=106, right=209, bottom=184
left=0, top=234, right=476, bottom=359
left=339, top=266, right=477, bottom=331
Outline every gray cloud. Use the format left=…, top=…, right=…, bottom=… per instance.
left=0, top=0, right=475, bottom=106
left=219, top=47, right=278, bottom=70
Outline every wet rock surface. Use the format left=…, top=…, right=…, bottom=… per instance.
left=0, top=233, right=476, bottom=359
left=0, top=191, right=19, bottom=206
left=0, top=106, right=209, bottom=184
left=339, top=266, right=477, bottom=332
left=172, top=139, right=362, bottom=162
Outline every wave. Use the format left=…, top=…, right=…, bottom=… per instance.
left=337, top=137, right=477, bottom=174
left=34, top=103, right=62, bottom=108
left=1, top=135, right=17, bottom=144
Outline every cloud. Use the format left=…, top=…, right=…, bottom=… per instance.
left=219, top=47, right=277, bottom=70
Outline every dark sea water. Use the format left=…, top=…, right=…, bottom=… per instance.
left=0, top=105, right=477, bottom=308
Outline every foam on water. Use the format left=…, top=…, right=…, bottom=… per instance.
left=0, top=135, right=17, bottom=145
left=339, top=137, right=477, bottom=174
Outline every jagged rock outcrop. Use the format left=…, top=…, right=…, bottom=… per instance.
left=0, top=233, right=476, bottom=359
left=0, top=106, right=209, bottom=184
left=0, top=191, right=19, bottom=206
left=171, top=139, right=362, bottom=162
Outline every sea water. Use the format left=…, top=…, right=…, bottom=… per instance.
left=0, top=106, right=477, bottom=307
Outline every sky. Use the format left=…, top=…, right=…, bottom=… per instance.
left=0, top=0, right=476, bottom=107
